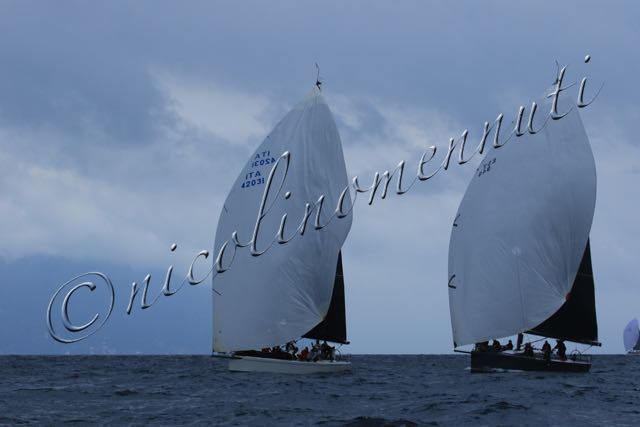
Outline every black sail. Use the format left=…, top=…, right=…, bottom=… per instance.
left=527, top=239, right=599, bottom=345
left=302, top=252, right=348, bottom=344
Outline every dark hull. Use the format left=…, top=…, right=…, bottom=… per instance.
left=471, top=350, right=591, bottom=373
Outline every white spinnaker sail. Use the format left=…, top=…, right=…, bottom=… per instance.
left=213, top=87, right=352, bottom=353
left=623, top=319, right=639, bottom=352
left=448, top=97, right=596, bottom=347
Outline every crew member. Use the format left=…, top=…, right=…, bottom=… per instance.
left=299, top=347, right=310, bottom=361
left=554, top=339, right=567, bottom=361
left=542, top=340, right=552, bottom=362
left=523, top=342, right=534, bottom=357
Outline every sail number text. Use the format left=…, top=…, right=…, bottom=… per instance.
left=241, top=150, right=276, bottom=189
left=477, top=157, right=496, bottom=177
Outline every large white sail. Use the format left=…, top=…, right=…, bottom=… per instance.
left=448, top=97, right=597, bottom=347
left=213, top=87, right=352, bottom=353
left=623, top=319, right=639, bottom=352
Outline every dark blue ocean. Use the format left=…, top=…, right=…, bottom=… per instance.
left=1, top=355, right=638, bottom=426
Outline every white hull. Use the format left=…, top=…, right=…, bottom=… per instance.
left=228, top=356, right=351, bottom=374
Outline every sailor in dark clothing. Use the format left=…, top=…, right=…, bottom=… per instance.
left=523, top=342, right=534, bottom=357
left=285, top=341, right=298, bottom=356
left=283, top=341, right=298, bottom=360
left=475, top=341, right=490, bottom=352
left=554, top=339, right=567, bottom=361
left=492, top=339, right=502, bottom=352
left=542, top=340, right=552, bottom=362
left=320, top=341, right=331, bottom=360
left=504, top=340, right=514, bottom=351
left=310, top=340, right=321, bottom=361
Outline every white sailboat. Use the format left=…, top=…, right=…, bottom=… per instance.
left=448, top=93, right=600, bottom=372
left=623, top=319, right=640, bottom=354
left=212, top=82, right=353, bottom=373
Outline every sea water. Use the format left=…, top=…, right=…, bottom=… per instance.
left=1, top=355, right=638, bottom=426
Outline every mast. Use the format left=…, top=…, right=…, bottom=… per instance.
left=302, top=252, right=348, bottom=344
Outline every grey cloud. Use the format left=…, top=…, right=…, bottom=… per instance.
left=0, top=9, right=177, bottom=146
left=2, top=1, right=637, bottom=149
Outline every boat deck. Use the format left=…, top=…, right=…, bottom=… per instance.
left=228, top=356, right=351, bottom=374
left=471, top=350, right=591, bottom=373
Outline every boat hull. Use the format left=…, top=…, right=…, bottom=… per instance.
left=470, top=350, right=591, bottom=373
left=228, top=356, right=351, bottom=374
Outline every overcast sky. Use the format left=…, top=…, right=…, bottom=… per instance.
left=1, top=1, right=638, bottom=354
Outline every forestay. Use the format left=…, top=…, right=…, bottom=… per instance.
left=213, top=87, right=352, bottom=353
left=448, top=97, right=597, bottom=347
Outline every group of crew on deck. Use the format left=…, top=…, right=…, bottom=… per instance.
left=474, top=335, right=568, bottom=361
left=258, top=339, right=336, bottom=362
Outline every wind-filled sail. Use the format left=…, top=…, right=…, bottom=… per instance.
left=448, top=97, right=597, bottom=347
left=527, top=240, right=598, bottom=345
left=212, top=87, right=352, bottom=353
left=623, top=319, right=640, bottom=352
left=302, top=252, right=348, bottom=344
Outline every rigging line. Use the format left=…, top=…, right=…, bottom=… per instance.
left=515, top=255, right=528, bottom=333
left=528, top=336, right=545, bottom=346
left=315, top=62, right=322, bottom=90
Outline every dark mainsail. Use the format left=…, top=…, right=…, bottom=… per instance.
left=527, top=239, right=599, bottom=345
left=302, top=252, right=348, bottom=344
